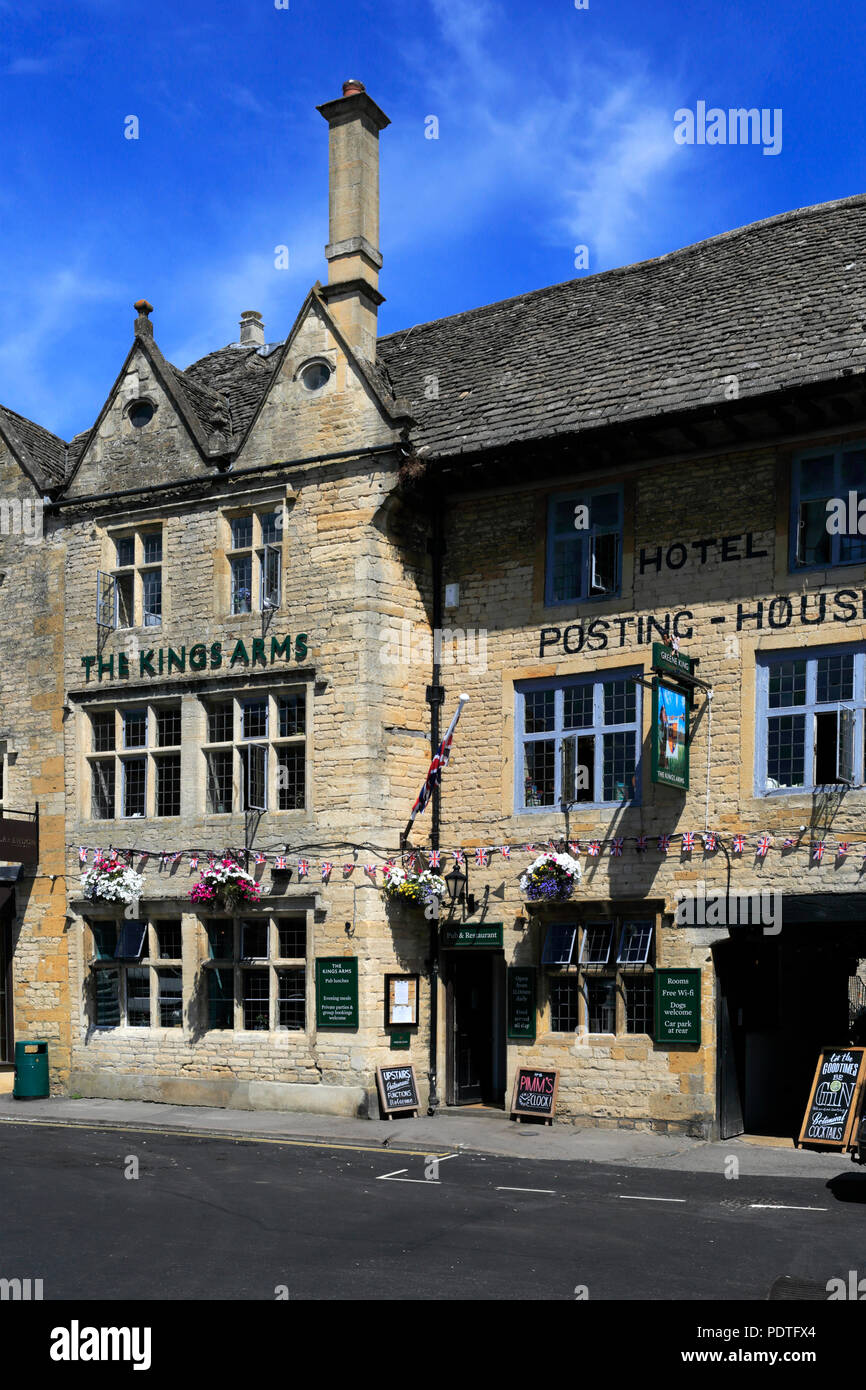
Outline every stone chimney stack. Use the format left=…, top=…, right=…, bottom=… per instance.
left=316, top=80, right=390, bottom=362
left=239, top=310, right=265, bottom=347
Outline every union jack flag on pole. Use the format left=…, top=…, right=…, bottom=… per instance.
left=407, top=694, right=469, bottom=828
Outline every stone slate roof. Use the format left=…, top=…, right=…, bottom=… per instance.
left=0, top=404, right=67, bottom=485
left=375, top=193, right=866, bottom=459
left=2, top=193, right=865, bottom=484
left=183, top=345, right=280, bottom=441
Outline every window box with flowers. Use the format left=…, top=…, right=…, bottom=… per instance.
left=81, top=852, right=144, bottom=908
left=381, top=864, right=446, bottom=912
left=189, top=858, right=262, bottom=914
left=519, top=851, right=582, bottom=905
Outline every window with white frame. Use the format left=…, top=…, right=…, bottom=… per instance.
left=516, top=671, right=640, bottom=810
left=87, top=703, right=182, bottom=820
left=97, top=528, right=163, bottom=630
left=203, top=689, right=306, bottom=814
left=203, top=915, right=306, bottom=1031
left=545, top=486, right=623, bottom=605
left=227, top=510, right=282, bottom=615
left=790, top=446, right=866, bottom=572
left=757, top=646, right=866, bottom=792
left=545, top=917, right=655, bottom=1035
left=88, top=917, right=183, bottom=1028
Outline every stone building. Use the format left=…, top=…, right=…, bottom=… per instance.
left=1, top=79, right=865, bottom=1136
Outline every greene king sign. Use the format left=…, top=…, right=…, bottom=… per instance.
left=81, top=635, right=308, bottom=682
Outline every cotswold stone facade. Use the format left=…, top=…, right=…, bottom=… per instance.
left=1, top=79, right=865, bottom=1135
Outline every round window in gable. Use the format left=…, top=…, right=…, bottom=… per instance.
left=300, top=361, right=331, bottom=392
left=128, top=400, right=154, bottom=428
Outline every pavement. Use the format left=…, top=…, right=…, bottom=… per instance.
left=0, top=1091, right=858, bottom=1177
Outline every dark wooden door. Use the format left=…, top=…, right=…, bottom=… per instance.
left=453, top=953, right=492, bottom=1104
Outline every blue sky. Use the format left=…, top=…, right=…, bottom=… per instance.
left=0, top=0, right=862, bottom=439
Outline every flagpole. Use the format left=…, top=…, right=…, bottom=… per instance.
left=400, top=693, right=469, bottom=849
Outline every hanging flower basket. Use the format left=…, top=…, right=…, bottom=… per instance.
left=519, top=851, right=581, bottom=903
left=189, top=858, right=262, bottom=913
left=81, top=852, right=144, bottom=907
left=382, top=864, right=446, bottom=910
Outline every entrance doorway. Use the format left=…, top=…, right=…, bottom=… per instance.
left=715, top=923, right=865, bottom=1139
left=444, top=951, right=506, bottom=1106
left=0, top=891, right=13, bottom=1064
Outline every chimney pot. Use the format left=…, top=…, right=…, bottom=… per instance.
left=342, top=79, right=365, bottom=96
left=239, top=310, right=265, bottom=347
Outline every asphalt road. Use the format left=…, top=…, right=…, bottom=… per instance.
left=1, top=1118, right=864, bottom=1301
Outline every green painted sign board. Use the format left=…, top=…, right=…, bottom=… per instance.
left=654, top=968, right=701, bottom=1046
left=389, top=1030, right=411, bottom=1051
left=651, top=678, right=690, bottom=790
left=315, top=957, right=359, bottom=1029
left=651, top=642, right=695, bottom=684
left=507, top=967, right=536, bottom=1041
left=440, top=923, right=503, bottom=949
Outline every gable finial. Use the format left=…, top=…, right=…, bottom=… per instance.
left=133, top=299, right=154, bottom=338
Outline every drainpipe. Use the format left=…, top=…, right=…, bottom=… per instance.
left=427, top=472, right=446, bottom=1115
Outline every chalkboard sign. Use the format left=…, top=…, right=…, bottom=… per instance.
left=798, top=1047, right=866, bottom=1149
left=654, top=968, right=701, bottom=1046
left=507, top=967, right=536, bottom=1041
left=376, top=1064, right=419, bottom=1117
left=315, top=958, right=359, bottom=1029
left=510, top=1067, right=559, bottom=1123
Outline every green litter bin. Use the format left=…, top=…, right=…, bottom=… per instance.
left=13, top=1040, right=49, bottom=1099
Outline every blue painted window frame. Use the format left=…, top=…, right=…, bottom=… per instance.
left=515, top=668, right=642, bottom=813
left=754, top=642, right=866, bottom=795
left=545, top=485, right=624, bottom=606
left=789, top=442, right=866, bottom=573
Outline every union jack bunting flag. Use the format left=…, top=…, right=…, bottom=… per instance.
left=681, top=832, right=695, bottom=853
left=756, top=834, right=770, bottom=857
left=636, top=835, right=647, bottom=852
left=321, top=862, right=333, bottom=879
left=837, top=843, right=850, bottom=857
left=703, top=832, right=717, bottom=852
left=475, top=848, right=488, bottom=867
left=254, top=852, right=266, bottom=865
left=782, top=836, right=796, bottom=850
left=189, top=855, right=198, bottom=870
left=343, top=864, right=354, bottom=876
left=297, top=859, right=309, bottom=878
left=78, top=846, right=88, bottom=864
left=453, top=850, right=465, bottom=866
left=610, top=839, right=623, bottom=857
left=812, top=842, right=826, bottom=862
left=275, top=855, right=287, bottom=870
left=569, top=842, right=580, bottom=856
left=364, top=863, right=377, bottom=879
left=657, top=835, right=670, bottom=853
left=523, top=844, right=535, bottom=853
left=406, top=853, right=417, bottom=870
left=732, top=836, right=746, bottom=853
left=407, top=695, right=469, bottom=826
left=382, top=858, right=396, bottom=874
left=428, top=850, right=442, bottom=868
left=500, top=847, right=510, bottom=861
left=159, top=853, right=167, bottom=870
left=587, top=841, right=601, bottom=857
left=172, top=851, right=182, bottom=864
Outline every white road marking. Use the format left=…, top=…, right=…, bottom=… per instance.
left=749, top=1204, right=828, bottom=1212
left=377, top=1168, right=408, bottom=1179
left=496, top=1186, right=556, bottom=1194
left=378, top=1177, right=441, bottom=1184
left=618, top=1195, right=686, bottom=1203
